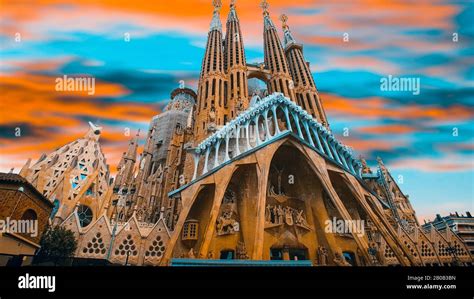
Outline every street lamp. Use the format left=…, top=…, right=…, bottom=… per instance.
left=9, top=186, right=25, bottom=217
left=125, top=249, right=132, bottom=266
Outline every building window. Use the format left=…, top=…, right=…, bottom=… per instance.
left=21, top=209, right=37, bottom=221
left=270, top=248, right=283, bottom=260
left=182, top=220, right=199, bottom=241
left=86, top=184, right=95, bottom=196
left=77, top=205, right=93, bottom=227
left=220, top=250, right=235, bottom=260
left=343, top=251, right=356, bottom=266
left=50, top=199, right=60, bottom=219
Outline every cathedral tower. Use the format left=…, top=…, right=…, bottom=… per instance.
left=195, top=0, right=227, bottom=143
left=224, top=0, right=249, bottom=116
left=261, top=0, right=296, bottom=102
left=111, top=87, right=196, bottom=224
left=280, top=15, right=329, bottom=127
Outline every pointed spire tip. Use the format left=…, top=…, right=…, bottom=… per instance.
left=260, top=0, right=269, bottom=14
left=280, top=14, right=288, bottom=29
left=210, top=0, right=223, bottom=31
left=213, top=0, right=222, bottom=11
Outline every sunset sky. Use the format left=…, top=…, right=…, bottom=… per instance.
left=0, top=0, right=472, bottom=222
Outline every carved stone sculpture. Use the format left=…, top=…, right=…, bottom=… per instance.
left=236, top=242, right=249, bottom=260
left=333, top=252, right=351, bottom=266
left=316, top=245, right=328, bottom=266
left=207, top=250, right=214, bottom=259
left=187, top=248, right=195, bottom=259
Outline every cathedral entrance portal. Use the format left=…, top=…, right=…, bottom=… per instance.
left=262, top=143, right=328, bottom=262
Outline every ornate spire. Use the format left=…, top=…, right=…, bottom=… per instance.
left=120, top=130, right=139, bottom=164
left=261, top=0, right=275, bottom=29
left=228, top=0, right=238, bottom=21
left=280, top=14, right=296, bottom=46
left=210, top=0, right=223, bottom=32
left=279, top=13, right=328, bottom=126
left=224, top=0, right=249, bottom=115
left=261, top=0, right=295, bottom=101
left=195, top=0, right=226, bottom=142
left=119, top=131, right=139, bottom=169
left=260, top=0, right=269, bottom=15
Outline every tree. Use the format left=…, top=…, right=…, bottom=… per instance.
left=37, top=225, right=77, bottom=265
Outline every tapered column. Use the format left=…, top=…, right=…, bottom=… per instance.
left=198, top=172, right=233, bottom=257
left=203, top=147, right=210, bottom=174
left=271, top=106, right=280, bottom=135
left=235, top=125, right=241, bottom=156
left=252, top=161, right=269, bottom=259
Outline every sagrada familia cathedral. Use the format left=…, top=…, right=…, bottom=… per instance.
left=16, top=0, right=472, bottom=266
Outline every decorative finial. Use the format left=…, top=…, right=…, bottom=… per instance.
left=260, top=0, right=269, bottom=14
left=210, top=0, right=223, bottom=31
left=280, top=14, right=288, bottom=30
left=88, top=121, right=102, bottom=136
left=213, top=0, right=222, bottom=11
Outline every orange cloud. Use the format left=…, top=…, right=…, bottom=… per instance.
left=322, top=93, right=474, bottom=122
left=0, top=68, right=159, bottom=174
left=337, top=136, right=405, bottom=153
left=389, top=156, right=474, bottom=173
left=0, top=71, right=156, bottom=127
left=357, top=124, right=420, bottom=135
left=0, top=0, right=459, bottom=49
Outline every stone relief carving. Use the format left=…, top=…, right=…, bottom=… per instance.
left=216, top=188, right=240, bottom=236
left=333, top=252, right=351, bottom=266
left=207, top=105, right=217, bottom=132
left=187, top=248, right=195, bottom=259
left=207, top=250, right=214, bottom=259
left=235, top=100, right=244, bottom=115
left=368, top=242, right=382, bottom=265
left=316, top=245, right=328, bottom=266
left=216, top=212, right=239, bottom=235
left=264, top=204, right=310, bottom=230
left=236, top=241, right=249, bottom=260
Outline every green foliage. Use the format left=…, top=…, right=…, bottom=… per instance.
left=38, top=225, right=77, bottom=260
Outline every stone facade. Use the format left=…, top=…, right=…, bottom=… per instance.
left=62, top=211, right=171, bottom=266
left=7, top=0, right=472, bottom=266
